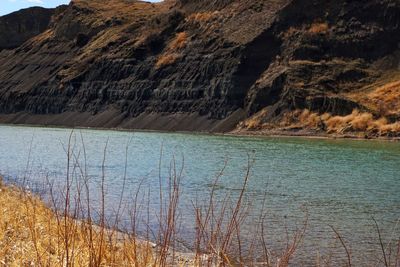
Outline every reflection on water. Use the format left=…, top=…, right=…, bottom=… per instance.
left=0, top=125, right=399, bottom=265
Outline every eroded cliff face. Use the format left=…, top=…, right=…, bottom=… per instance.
left=0, top=0, right=399, bottom=135
left=0, top=7, right=62, bottom=51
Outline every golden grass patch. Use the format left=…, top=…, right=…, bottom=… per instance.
left=0, top=182, right=155, bottom=267
left=299, top=109, right=399, bottom=135
left=241, top=107, right=400, bottom=137
left=299, top=109, right=321, bottom=128
left=379, top=122, right=400, bottom=134
left=155, top=32, right=188, bottom=69
left=346, top=76, right=400, bottom=117
left=186, top=12, right=218, bottom=23
left=239, top=108, right=269, bottom=130
left=168, top=32, right=188, bottom=51
left=308, top=22, right=329, bottom=34
left=155, top=53, right=179, bottom=68
left=368, top=80, right=400, bottom=116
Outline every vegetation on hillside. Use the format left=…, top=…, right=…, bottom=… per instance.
left=240, top=73, right=400, bottom=138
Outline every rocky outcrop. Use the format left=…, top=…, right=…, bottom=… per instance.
left=0, top=0, right=399, bottom=133
left=0, top=7, right=63, bottom=51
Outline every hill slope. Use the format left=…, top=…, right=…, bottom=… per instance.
left=0, top=0, right=399, bottom=137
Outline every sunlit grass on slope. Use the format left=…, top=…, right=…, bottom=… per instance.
left=0, top=180, right=157, bottom=267
left=347, top=73, right=400, bottom=118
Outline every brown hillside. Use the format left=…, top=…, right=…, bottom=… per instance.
left=0, top=0, right=399, bottom=137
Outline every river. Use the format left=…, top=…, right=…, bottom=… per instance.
left=0, top=125, right=399, bottom=266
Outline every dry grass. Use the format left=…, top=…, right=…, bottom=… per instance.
left=186, top=12, right=218, bottom=23
left=52, top=0, right=174, bottom=79
left=72, top=0, right=169, bottom=23
left=242, top=107, right=400, bottom=137
left=346, top=72, right=400, bottom=117
left=0, top=169, right=305, bottom=267
left=156, top=32, right=188, bottom=69
left=298, top=109, right=321, bottom=128
left=325, top=110, right=385, bottom=133
left=363, top=80, right=400, bottom=117
left=156, top=53, right=180, bottom=68
left=294, top=109, right=400, bottom=136
left=379, top=122, right=400, bottom=134
left=241, top=117, right=263, bottom=130
left=0, top=182, right=155, bottom=266
left=168, top=32, right=188, bottom=51
left=308, top=22, right=329, bottom=34
left=239, top=108, right=269, bottom=130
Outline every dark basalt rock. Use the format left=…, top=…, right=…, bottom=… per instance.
left=0, top=7, right=57, bottom=50
left=75, top=33, right=90, bottom=47
left=178, top=0, right=235, bottom=10
left=0, top=0, right=399, bottom=132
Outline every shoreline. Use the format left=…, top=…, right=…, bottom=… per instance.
left=1, top=121, right=399, bottom=143
left=229, top=128, right=400, bottom=142
left=0, top=177, right=201, bottom=266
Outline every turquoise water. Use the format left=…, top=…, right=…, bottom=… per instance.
left=0, top=125, right=399, bottom=265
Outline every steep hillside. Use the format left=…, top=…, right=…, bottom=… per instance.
left=0, top=0, right=399, bottom=137
left=0, top=6, right=62, bottom=51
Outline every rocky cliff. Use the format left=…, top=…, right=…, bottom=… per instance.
left=0, top=7, right=60, bottom=51
left=0, top=0, right=399, bottom=136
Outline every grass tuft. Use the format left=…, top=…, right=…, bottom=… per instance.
left=156, top=53, right=180, bottom=68
left=168, top=32, right=188, bottom=50
left=156, top=32, right=188, bottom=69
left=186, top=12, right=218, bottom=23
left=308, top=22, right=329, bottom=34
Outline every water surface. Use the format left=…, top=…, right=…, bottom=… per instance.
left=0, top=125, right=399, bottom=265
